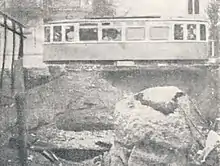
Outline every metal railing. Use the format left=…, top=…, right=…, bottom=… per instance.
left=0, top=10, right=25, bottom=95
left=0, top=10, right=27, bottom=166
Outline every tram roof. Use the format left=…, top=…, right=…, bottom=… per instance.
left=46, top=16, right=208, bottom=24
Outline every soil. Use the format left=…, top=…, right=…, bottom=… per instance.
left=0, top=66, right=219, bottom=165
left=0, top=69, right=121, bottom=165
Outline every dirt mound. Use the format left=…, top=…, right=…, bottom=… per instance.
left=25, top=71, right=124, bottom=131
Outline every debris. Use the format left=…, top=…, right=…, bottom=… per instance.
left=110, top=86, right=207, bottom=165
left=197, top=130, right=220, bottom=163
left=27, top=155, right=34, bottom=161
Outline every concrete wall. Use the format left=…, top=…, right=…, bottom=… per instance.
left=0, top=27, right=20, bottom=69
left=23, top=20, right=46, bottom=68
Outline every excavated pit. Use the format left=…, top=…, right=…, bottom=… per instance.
left=52, top=148, right=107, bottom=162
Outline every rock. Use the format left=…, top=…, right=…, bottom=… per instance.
left=133, top=87, right=185, bottom=115
left=127, top=146, right=188, bottom=166
left=109, top=86, right=207, bottom=166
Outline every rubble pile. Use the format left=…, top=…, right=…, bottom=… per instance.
left=109, top=86, right=208, bottom=166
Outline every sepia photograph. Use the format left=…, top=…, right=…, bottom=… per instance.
left=0, top=0, right=219, bottom=165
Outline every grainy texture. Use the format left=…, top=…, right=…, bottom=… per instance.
left=25, top=71, right=124, bottom=131
left=110, top=86, right=206, bottom=166
left=0, top=0, right=220, bottom=165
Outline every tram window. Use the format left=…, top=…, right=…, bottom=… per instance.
left=65, top=26, right=74, bottom=42
left=53, top=26, right=62, bottom=42
left=79, top=28, right=98, bottom=41
left=102, top=28, right=122, bottom=41
left=44, top=26, right=50, bottom=42
left=188, top=0, right=193, bottom=14
left=174, top=24, right=184, bottom=40
left=200, top=24, right=206, bottom=41
left=187, top=24, right=196, bottom=40
left=150, top=26, right=169, bottom=40
left=194, top=0, right=199, bottom=14
left=126, top=27, right=145, bottom=41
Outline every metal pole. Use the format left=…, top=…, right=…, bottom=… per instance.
left=15, top=92, right=27, bottom=166
left=18, top=26, right=24, bottom=59
left=0, top=16, right=7, bottom=90
left=11, top=22, right=16, bottom=95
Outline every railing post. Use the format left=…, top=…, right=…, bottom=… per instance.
left=15, top=92, right=27, bottom=166
left=0, top=15, right=7, bottom=94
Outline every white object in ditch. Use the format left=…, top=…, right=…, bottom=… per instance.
left=199, top=130, right=220, bottom=163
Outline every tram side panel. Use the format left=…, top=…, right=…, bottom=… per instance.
left=43, top=42, right=208, bottom=62
left=43, top=18, right=209, bottom=62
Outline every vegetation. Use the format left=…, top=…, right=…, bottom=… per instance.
left=207, top=0, right=220, bottom=57
left=5, top=0, right=43, bottom=24
left=90, top=0, right=116, bottom=17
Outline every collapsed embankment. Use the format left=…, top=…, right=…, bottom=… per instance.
left=25, top=69, right=124, bottom=132
left=0, top=65, right=218, bottom=141
left=0, top=65, right=219, bottom=165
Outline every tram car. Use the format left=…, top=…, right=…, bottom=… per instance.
left=43, top=16, right=209, bottom=64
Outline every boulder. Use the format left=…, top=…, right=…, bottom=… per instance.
left=109, top=86, right=207, bottom=166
